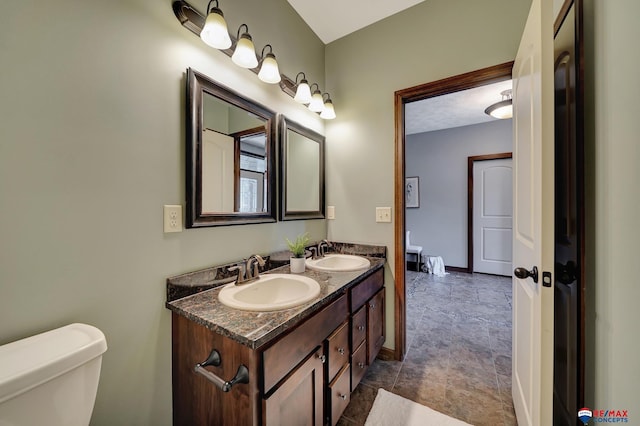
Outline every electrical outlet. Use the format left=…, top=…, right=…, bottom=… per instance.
left=164, top=205, right=183, bottom=233
left=375, top=207, right=392, bottom=223
left=327, top=206, right=335, bottom=220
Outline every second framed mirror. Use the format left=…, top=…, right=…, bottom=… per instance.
left=279, top=116, right=325, bottom=220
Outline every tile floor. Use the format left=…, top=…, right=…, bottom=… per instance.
left=338, top=270, right=517, bottom=426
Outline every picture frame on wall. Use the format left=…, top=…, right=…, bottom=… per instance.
left=406, top=176, right=419, bottom=208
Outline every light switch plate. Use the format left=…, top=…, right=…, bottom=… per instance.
left=164, top=205, right=183, bottom=233
left=327, top=206, right=335, bottom=220
left=376, top=207, right=392, bottom=223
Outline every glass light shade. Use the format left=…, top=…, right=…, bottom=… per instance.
left=294, top=80, right=312, bottom=104
left=484, top=100, right=513, bottom=119
left=320, top=100, right=336, bottom=119
left=258, top=53, right=281, bottom=84
left=308, top=90, right=324, bottom=112
left=200, top=8, right=232, bottom=49
left=232, top=34, right=258, bottom=68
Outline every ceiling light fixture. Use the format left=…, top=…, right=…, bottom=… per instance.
left=293, top=72, right=312, bottom=104
left=308, top=83, right=324, bottom=112
left=320, top=93, right=336, bottom=120
left=258, top=45, right=281, bottom=84
left=199, top=0, right=232, bottom=49
left=484, top=89, right=513, bottom=119
left=231, top=24, right=258, bottom=69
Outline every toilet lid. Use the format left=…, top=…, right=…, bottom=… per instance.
left=0, top=323, right=107, bottom=403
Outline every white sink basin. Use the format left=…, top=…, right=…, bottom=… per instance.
left=218, top=274, right=321, bottom=312
left=305, top=254, right=371, bottom=272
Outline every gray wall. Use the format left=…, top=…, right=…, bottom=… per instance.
left=325, top=0, right=531, bottom=348
left=406, top=120, right=513, bottom=268
left=0, top=0, right=325, bottom=424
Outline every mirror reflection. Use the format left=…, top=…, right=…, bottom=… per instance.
left=186, top=68, right=276, bottom=227
left=280, top=117, right=325, bottom=220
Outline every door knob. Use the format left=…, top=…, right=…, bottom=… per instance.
left=514, top=266, right=538, bottom=283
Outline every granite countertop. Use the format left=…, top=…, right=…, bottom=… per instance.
left=166, top=257, right=385, bottom=350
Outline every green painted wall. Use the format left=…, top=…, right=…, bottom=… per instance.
left=583, top=0, right=640, bottom=413
left=324, top=0, right=531, bottom=350
left=0, top=0, right=325, bottom=424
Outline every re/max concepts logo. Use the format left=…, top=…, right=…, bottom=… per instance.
left=579, top=408, right=629, bottom=424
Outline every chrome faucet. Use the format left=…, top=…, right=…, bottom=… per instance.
left=317, top=240, right=333, bottom=258
left=229, top=254, right=266, bottom=285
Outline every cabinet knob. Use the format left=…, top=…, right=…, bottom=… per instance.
left=337, top=347, right=345, bottom=355
left=339, top=394, right=347, bottom=400
left=357, top=325, right=365, bottom=331
left=317, top=354, right=326, bottom=364
left=358, top=362, right=365, bottom=369
left=370, top=303, right=376, bottom=310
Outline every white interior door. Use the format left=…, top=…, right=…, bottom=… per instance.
left=202, top=129, right=235, bottom=213
left=473, top=158, right=513, bottom=276
left=511, top=0, right=554, bottom=424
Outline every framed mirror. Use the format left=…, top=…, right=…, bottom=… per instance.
left=279, top=116, right=325, bottom=220
left=186, top=68, right=277, bottom=227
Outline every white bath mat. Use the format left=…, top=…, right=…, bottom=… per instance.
left=365, top=388, right=472, bottom=426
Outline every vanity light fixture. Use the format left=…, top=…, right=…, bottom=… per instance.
left=484, top=89, right=513, bottom=119
left=320, top=93, right=336, bottom=120
left=172, top=1, right=338, bottom=114
left=258, top=45, right=281, bottom=84
left=308, top=83, right=324, bottom=113
left=293, top=72, right=312, bottom=104
left=231, top=24, right=258, bottom=69
left=199, top=0, right=232, bottom=49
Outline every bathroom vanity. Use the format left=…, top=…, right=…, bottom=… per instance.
left=166, top=251, right=385, bottom=426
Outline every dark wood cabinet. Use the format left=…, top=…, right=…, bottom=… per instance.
left=263, top=347, right=325, bottom=426
left=171, top=267, right=385, bottom=425
left=367, top=289, right=385, bottom=365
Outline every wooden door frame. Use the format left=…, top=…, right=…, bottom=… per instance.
left=467, top=152, right=513, bottom=274
left=393, top=62, right=514, bottom=361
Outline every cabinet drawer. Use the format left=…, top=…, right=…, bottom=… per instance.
left=350, top=268, right=383, bottom=312
left=263, top=294, right=348, bottom=393
left=329, top=364, right=351, bottom=425
left=351, top=306, right=366, bottom=350
left=327, top=320, right=349, bottom=382
left=351, top=341, right=367, bottom=392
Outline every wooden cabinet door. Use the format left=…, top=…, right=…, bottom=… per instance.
left=263, top=347, right=325, bottom=426
left=367, top=289, right=385, bottom=364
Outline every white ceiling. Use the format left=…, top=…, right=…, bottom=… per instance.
left=405, top=80, right=513, bottom=135
left=286, top=0, right=426, bottom=44
left=287, top=0, right=512, bottom=133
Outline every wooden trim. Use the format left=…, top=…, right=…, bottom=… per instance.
left=467, top=152, right=512, bottom=274
left=575, top=0, right=586, bottom=410
left=376, top=347, right=395, bottom=361
left=393, top=85, right=406, bottom=362
left=393, top=61, right=513, bottom=362
left=444, top=265, right=468, bottom=273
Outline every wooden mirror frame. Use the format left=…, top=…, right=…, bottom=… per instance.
left=185, top=68, right=277, bottom=227
left=279, top=116, right=325, bottom=221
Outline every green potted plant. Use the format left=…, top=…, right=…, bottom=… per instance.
left=286, top=233, right=309, bottom=273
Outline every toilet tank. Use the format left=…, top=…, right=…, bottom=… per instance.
left=0, top=323, right=107, bottom=426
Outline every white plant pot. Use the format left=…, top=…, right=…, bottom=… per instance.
left=290, top=257, right=306, bottom=273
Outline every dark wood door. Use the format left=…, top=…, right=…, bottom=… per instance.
left=263, top=347, right=325, bottom=426
left=553, top=1, right=585, bottom=424
left=367, top=289, right=385, bottom=364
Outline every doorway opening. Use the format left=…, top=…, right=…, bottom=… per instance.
left=393, top=62, right=514, bottom=360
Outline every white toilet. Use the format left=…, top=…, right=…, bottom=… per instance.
left=0, top=323, right=107, bottom=426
